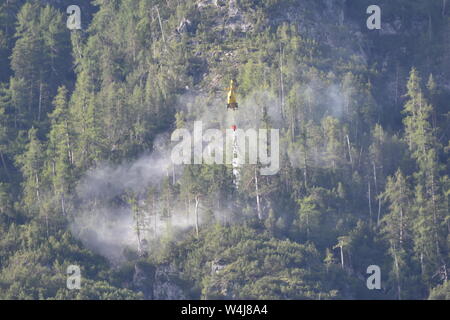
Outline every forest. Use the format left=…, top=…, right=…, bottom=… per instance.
left=0, top=0, right=449, bottom=300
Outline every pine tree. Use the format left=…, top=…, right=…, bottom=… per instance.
left=10, top=4, right=70, bottom=127
left=0, top=91, right=11, bottom=181
left=16, top=127, right=44, bottom=217
left=127, top=191, right=148, bottom=255
left=381, top=170, right=418, bottom=299
left=46, top=86, right=73, bottom=216
left=403, top=68, right=447, bottom=286
left=296, top=195, right=320, bottom=242
left=322, top=116, right=344, bottom=170
left=70, top=71, right=103, bottom=170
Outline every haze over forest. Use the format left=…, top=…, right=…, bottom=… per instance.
left=0, top=0, right=449, bottom=300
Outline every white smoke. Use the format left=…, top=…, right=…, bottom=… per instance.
left=69, top=81, right=351, bottom=263
left=69, top=93, right=243, bottom=263
left=70, top=134, right=201, bottom=263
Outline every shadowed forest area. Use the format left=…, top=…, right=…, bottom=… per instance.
left=0, top=0, right=449, bottom=299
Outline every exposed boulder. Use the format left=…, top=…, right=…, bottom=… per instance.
left=153, top=264, right=187, bottom=300
left=132, top=261, right=155, bottom=299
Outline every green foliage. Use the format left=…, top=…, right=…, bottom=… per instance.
left=0, top=0, right=448, bottom=300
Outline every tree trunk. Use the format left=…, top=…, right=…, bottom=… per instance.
left=368, top=180, right=372, bottom=222
left=306, top=212, right=310, bottom=241
left=303, top=139, right=308, bottom=190
left=35, top=173, right=48, bottom=237
left=185, top=197, right=189, bottom=224
left=35, top=173, right=41, bottom=202
left=279, top=46, right=285, bottom=120
left=61, top=193, right=66, bottom=216
left=430, top=172, right=441, bottom=260
left=420, top=252, right=424, bottom=276
left=188, top=197, right=191, bottom=221
left=66, top=122, right=74, bottom=165
left=154, top=203, right=157, bottom=239
left=346, top=135, right=353, bottom=167
left=38, top=81, right=42, bottom=122
left=172, top=165, right=176, bottom=185
left=373, top=162, right=381, bottom=226
left=400, top=206, right=404, bottom=245
left=194, top=195, right=200, bottom=237
left=0, top=150, right=10, bottom=179
left=377, top=197, right=382, bottom=226
left=154, top=6, right=166, bottom=46
left=392, top=242, right=402, bottom=300
left=255, top=167, right=262, bottom=220
left=136, top=218, right=142, bottom=255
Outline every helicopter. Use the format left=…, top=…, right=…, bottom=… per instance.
left=226, top=80, right=238, bottom=110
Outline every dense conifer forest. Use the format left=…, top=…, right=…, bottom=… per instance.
left=0, top=0, right=449, bottom=299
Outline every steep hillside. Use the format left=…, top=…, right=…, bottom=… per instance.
left=0, top=0, right=448, bottom=300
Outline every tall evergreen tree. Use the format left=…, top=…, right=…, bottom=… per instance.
left=46, top=86, right=73, bottom=216
left=16, top=127, right=44, bottom=217
left=403, top=68, right=448, bottom=286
